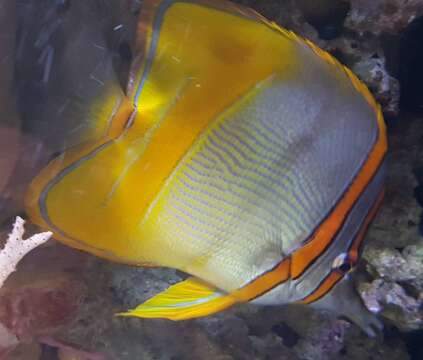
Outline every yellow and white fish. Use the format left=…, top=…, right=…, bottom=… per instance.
left=25, top=0, right=387, bottom=335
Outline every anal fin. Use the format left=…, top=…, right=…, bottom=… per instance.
left=118, top=278, right=236, bottom=320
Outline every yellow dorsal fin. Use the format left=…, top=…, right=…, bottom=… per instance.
left=257, top=15, right=383, bottom=119
left=118, top=278, right=236, bottom=320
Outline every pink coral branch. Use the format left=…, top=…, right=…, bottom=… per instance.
left=0, top=216, right=52, bottom=288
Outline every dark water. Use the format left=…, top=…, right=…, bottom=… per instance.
left=1, top=1, right=423, bottom=359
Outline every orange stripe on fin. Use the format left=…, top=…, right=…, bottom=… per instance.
left=119, top=260, right=291, bottom=320
left=300, top=271, right=343, bottom=304
left=291, top=109, right=386, bottom=279
left=348, top=188, right=386, bottom=263
left=231, top=258, right=290, bottom=302
left=299, top=188, right=386, bottom=304
left=231, top=188, right=384, bottom=304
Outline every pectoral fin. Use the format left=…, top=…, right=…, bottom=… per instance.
left=119, top=278, right=236, bottom=320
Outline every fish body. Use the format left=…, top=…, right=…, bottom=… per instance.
left=25, top=0, right=387, bottom=334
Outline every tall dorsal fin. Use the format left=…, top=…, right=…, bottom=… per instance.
left=256, top=15, right=384, bottom=123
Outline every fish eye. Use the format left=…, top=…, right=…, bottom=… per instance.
left=332, top=252, right=355, bottom=274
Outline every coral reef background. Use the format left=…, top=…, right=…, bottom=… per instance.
left=2, top=0, right=423, bottom=358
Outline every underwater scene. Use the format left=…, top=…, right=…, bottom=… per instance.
left=1, top=0, right=423, bottom=359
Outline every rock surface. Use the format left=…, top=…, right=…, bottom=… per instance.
left=345, top=0, right=423, bottom=36
left=51, top=258, right=409, bottom=360
left=1, top=0, right=423, bottom=359
left=356, top=114, right=423, bottom=334
left=240, top=0, right=404, bottom=116
left=0, top=242, right=88, bottom=356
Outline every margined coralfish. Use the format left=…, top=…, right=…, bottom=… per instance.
left=25, top=0, right=387, bottom=335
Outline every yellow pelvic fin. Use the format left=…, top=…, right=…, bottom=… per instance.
left=118, top=278, right=236, bottom=320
